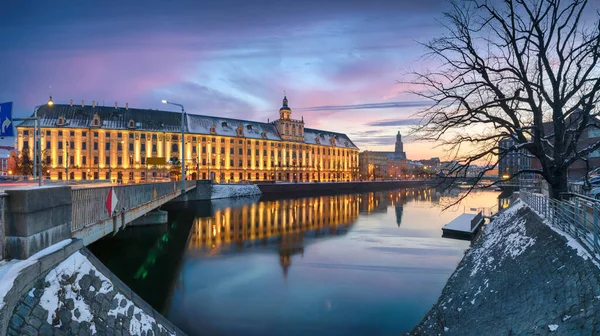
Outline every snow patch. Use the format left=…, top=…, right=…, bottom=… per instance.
left=548, top=324, right=558, bottom=332
left=562, top=315, right=571, bottom=322
left=109, top=293, right=174, bottom=335
left=469, top=201, right=535, bottom=276
left=39, top=252, right=113, bottom=329
left=0, top=239, right=72, bottom=310
left=211, top=184, right=262, bottom=199
left=38, top=251, right=175, bottom=335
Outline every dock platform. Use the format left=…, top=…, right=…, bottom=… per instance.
left=442, top=212, right=484, bottom=240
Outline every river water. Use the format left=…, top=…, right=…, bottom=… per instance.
left=90, top=187, right=499, bottom=335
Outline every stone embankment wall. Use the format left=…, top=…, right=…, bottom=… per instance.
left=411, top=201, right=600, bottom=336
left=257, top=180, right=433, bottom=195
left=1, top=240, right=184, bottom=336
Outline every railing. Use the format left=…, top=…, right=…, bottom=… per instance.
left=0, top=193, right=6, bottom=260
left=521, top=191, right=600, bottom=255
left=71, top=182, right=178, bottom=232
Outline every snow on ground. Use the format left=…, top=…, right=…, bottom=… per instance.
left=0, top=239, right=72, bottom=310
left=40, top=252, right=112, bottom=330
left=39, top=251, right=175, bottom=335
left=109, top=293, right=174, bottom=336
left=469, top=201, right=536, bottom=276
left=548, top=324, right=559, bottom=331
left=211, top=184, right=262, bottom=199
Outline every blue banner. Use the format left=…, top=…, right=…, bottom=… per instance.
left=0, top=102, right=14, bottom=137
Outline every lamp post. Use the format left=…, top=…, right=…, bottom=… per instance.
left=162, top=100, right=186, bottom=195
left=32, top=96, right=52, bottom=186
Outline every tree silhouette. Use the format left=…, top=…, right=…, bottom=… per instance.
left=411, top=0, right=600, bottom=199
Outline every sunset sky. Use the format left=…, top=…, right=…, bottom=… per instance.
left=0, top=0, right=449, bottom=159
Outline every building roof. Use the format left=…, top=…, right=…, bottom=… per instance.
left=17, top=104, right=359, bottom=149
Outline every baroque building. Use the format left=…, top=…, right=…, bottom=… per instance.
left=15, top=96, right=359, bottom=183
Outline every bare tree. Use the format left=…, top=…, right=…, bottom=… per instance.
left=411, top=0, right=600, bottom=198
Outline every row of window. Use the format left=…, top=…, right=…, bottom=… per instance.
left=46, top=155, right=353, bottom=169
left=35, top=141, right=355, bottom=159
left=23, top=130, right=350, bottom=152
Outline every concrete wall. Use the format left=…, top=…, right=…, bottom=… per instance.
left=172, top=180, right=212, bottom=202
left=257, top=180, right=434, bottom=195
left=4, top=187, right=72, bottom=260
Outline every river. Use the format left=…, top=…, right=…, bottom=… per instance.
left=90, top=187, right=499, bottom=335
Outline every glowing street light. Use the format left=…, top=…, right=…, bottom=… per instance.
left=161, top=99, right=186, bottom=194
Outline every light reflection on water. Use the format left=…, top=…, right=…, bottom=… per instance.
left=165, top=188, right=498, bottom=335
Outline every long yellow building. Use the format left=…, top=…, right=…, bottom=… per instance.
left=15, top=96, right=359, bottom=183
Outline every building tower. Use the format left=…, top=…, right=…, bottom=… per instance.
left=274, top=94, right=305, bottom=142
left=395, top=131, right=404, bottom=154
left=394, top=131, right=406, bottom=160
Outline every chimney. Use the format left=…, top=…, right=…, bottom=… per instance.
left=69, top=99, right=73, bottom=107
left=81, top=100, right=85, bottom=107
left=92, top=100, right=96, bottom=108
left=125, top=103, right=129, bottom=110
left=115, top=102, right=118, bottom=109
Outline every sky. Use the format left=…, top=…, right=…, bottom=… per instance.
left=0, top=0, right=450, bottom=160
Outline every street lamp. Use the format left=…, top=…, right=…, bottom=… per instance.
left=31, top=96, right=53, bottom=186
left=162, top=100, right=186, bottom=195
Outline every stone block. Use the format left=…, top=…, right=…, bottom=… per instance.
left=5, top=223, right=71, bottom=260
left=5, top=186, right=71, bottom=213
left=6, top=204, right=72, bottom=237
left=38, top=246, right=66, bottom=274
left=63, top=239, right=83, bottom=257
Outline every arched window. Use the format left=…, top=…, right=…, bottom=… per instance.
left=171, top=143, right=179, bottom=152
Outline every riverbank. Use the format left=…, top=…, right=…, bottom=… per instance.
left=410, top=200, right=600, bottom=335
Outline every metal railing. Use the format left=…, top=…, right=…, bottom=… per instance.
left=0, top=193, right=6, bottom=260
left=71, top=182, right=179, bottom=232
left=521, top=191, right=600, bottom=255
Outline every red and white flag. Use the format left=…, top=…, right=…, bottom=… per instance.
left=105, top=187, right=118, bottom=215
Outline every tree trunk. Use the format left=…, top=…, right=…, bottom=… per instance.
left=548, top=169, right=569, bottom=200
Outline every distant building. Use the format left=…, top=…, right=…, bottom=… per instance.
left=359, top=131, right=407, bottom=179
left=498, top=137, right=533, bottom=182
left=0, top=146, right=14, bottom=174
left=359, top=151, right=389, bottom=180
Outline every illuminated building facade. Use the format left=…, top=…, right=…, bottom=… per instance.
left=359, top=131, right=407, bottom=180
left=15, top=97, right=359, bottom=183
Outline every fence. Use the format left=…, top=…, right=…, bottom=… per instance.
left=520, top=191, right=600, bottom=255
left=0, top=193, right=6, bottom=260
left=71, top=182, right=179, bottom=232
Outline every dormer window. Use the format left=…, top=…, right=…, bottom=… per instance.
left=57, top=116, right=65, bottom=126
left=221, top=121, right=228, bottom=127
left=210, top=125, right=216, bottom=135
left=236, top=125, right=244, bottom=137
left=127, top=119, right=135, bottom=129
left=315, top=136, right=321, bottom=144
left=330, top=137, right=336, bottom=146
left=344, top=141, right=349, bottom=147
left=92, top=113, right=101, bottom=127
left=246, top=124, right=252, bottom=130
left=261, top=131, right=267, bottom=139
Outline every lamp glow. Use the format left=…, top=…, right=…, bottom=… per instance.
left=47, top=96, right=54, bottom=106
left=161, top=100, right=168, bottom=104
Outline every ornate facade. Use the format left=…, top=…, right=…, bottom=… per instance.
left=15, top=96, right=359, bottom=183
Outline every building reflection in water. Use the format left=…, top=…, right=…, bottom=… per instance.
left=188, top=194, right=360, bottom=278
left=358, top=188, right=441, bottom=227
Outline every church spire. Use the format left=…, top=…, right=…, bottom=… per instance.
left=282, top=90, right=288, bottom=107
